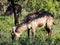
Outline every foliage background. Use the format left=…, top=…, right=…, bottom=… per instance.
left=0, top=0, right=60, bottom=45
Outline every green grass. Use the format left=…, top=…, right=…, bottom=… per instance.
left=0, top=14, right=60, bottom=45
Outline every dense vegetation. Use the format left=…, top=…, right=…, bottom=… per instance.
left=0, top=0, right=60, bottom=45
left=15, top=0, right=60, bottom=18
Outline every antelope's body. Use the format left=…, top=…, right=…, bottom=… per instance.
left=12, top=11, right=54, bottom=40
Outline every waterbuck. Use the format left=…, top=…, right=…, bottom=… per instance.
left=4, top=4, right=22, bottom=26
left=12, top=11, right=54, bottom=40
left=3, top=0, right=22, bottom=26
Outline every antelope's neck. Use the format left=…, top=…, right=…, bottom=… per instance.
left=15, top=24, right=27, bottom=33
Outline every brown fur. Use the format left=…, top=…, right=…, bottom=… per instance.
left=12, top=11, right=54, bottom=40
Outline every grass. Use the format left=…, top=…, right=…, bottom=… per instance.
left=0, top=13, right=60, bottom=45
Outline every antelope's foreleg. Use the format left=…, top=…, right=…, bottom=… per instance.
left=31, top=28, right=35, bottom=38
left=27, top=29, right=30, bottom=37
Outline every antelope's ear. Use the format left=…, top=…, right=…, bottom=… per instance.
left=12, top=26, right=16, bottom=33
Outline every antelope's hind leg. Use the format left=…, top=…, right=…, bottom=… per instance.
left=45, top=26, right=52, bottom=36
left=45, top=16, right=53, bottom=36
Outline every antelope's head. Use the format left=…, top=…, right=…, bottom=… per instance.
left=12, top=26, right=20, bottom=40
